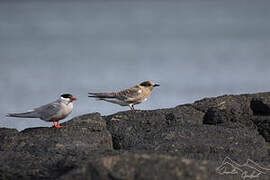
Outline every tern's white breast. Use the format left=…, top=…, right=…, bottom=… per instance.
left=55, top=102, right=73, bottom=120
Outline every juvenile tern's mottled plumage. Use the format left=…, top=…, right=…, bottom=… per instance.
left=88, top=81, right=160, bottom=110
left=7, top=94, right=77, bottom=128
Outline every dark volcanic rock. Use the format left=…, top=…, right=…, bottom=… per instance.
left=0, top=113, right=112, bottom=155
left=61, top=153, right=270, bottom=180
left=1, top=92, right=270, bottom=180
left=105, top=105, right=205, bottom=150
left=195, top=94, right=254, bottom=128
left=203, top=107, right=227, bottom=124
left=60, top=153, right=223, bottom=180
left=106, top=110, right=266, bottom=162
left=251, top=98, right=270, bottom=115
left=252, top=116, right=270, bottom=142
left=196, top=92, right=270, bottom=141
left=0, top=113, right=113, bottom=179
left=250, top=97, right=270, bottom=142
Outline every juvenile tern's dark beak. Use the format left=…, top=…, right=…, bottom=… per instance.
left=154, top=84, right=160, bottom=87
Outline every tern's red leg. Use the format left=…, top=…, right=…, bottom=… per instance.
left=52, top=120, right=63, bottom=128
left=53, top=120, right=58, bottom=128
left=57, top=121, right=63, bottom=128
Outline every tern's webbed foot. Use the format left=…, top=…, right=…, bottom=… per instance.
left=55, top=125, right=63, bottom=128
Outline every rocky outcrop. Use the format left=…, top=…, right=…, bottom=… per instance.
left=60, top=153, right=221, bottom=180
left=1, top=92, right=270, bottom=179
left=0, top=113, right=113, bottom=179
left=106, top=110, right=266, bottom=161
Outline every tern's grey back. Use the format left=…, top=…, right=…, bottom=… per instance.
left=34, top=100, right=62, bottom=121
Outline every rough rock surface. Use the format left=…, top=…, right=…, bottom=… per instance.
left=0, top=113, right=113, bottom=179
left=106, top=110, right=266, bottom=161
left=1, top=92, right=270, bottom=179
left=60, top=152, right=221, bottom=180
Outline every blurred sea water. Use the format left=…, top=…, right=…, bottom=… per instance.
left=1, top=0, right=270, bottom=130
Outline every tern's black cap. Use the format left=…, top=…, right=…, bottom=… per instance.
left=140, top=81, right=159, bottom=87
left=61, top=94, right=73, bottom=98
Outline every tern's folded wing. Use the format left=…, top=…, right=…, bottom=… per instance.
left=34, top=101, right=61, bottom=121
left=117, top=86, right=142, bottom=102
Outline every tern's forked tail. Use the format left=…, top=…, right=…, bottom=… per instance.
left=6, top=111, right=39, bottom=118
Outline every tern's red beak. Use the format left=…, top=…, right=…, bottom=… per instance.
left=71, top=97, right=78, bottom=101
